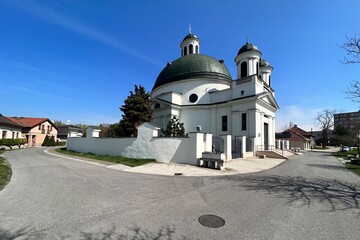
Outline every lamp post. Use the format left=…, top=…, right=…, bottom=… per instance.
left=66, top=120, right=70, bottom=147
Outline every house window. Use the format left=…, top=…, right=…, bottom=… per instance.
left=222, top=115, right=228, bottom=131
left=241, top=62, right=247, bottom=78
left=242, top=113, right=247, bottom=131
left=241, top=90, right=244, bottom=95
left=38, top=125, right=41, bottom=130
left=2, top=131, right=7, bottom=138
left=50, top=126, right=53, bottom=131
left=154, top=103, right=160, bottom=109
left=189, top=44, right=194, bottom=54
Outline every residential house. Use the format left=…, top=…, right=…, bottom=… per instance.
left=8, top=117, right=58, bottom=147
left=0, top=114, right=23, bottom=139
left=276, top=124, right=314, bottom=150
left=57, top=125, right=83, bottom=141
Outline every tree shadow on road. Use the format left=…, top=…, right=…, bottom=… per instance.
left=219, top=174, right=360, bottom=214
left=0, top=227, right=44, bottom=240
left=0, top=225, right=190, bottom=240
left=306, top=163, right=349, bottom=171
left=76, top=225, right=189, bottom=240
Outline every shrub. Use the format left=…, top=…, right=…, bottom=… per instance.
left=0, top=138, right=27, bottom=149
left=56, top=141, right=66, bottom=146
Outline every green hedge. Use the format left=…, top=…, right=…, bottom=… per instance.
left=0, top=138, right=27, bottom=149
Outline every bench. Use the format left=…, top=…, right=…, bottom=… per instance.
left=291, top=147, right=300, bottom=152
left=198, top=158, right=224, bottom=170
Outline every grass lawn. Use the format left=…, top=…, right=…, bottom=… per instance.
left=332, top=149, right=358, bottom=158
left=345, top=163, right=360, bottom=176
left=55, top=148, right=155, bottom=167
left=0, top=150, right=12, bottom=191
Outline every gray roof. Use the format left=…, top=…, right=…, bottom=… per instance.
left=0, top=114, right=22, bottom=129
left=237, top=42, right=261, bottom=55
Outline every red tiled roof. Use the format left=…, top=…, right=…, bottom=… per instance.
left=8, top=117, right=50, bottom=128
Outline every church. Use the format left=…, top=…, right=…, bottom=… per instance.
left=150, top=31, right=279, bottom=157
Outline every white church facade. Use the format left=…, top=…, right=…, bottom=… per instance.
left=150, top=32, right=279, bottom=157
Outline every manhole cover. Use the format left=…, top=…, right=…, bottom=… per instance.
left=198, top=214, right=225, bottom=228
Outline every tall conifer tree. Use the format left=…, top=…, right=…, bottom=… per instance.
left=119, top=85, right=152, bottom=137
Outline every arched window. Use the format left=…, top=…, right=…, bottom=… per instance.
left=256, top=61, right=259, bottom=75
left=195, top=45, right=199, bottom=54
left=184, top=46, right=187, bottom=56
left=241, top=62, right=248, bottom=78
left=189, top=44, right=193, bottom=54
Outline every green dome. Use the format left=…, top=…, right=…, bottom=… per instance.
left=153, top=54, right=232, bottom=90
left=260, top=59, right=271, bottom=67
left=237, top=42, right=261, bottom=55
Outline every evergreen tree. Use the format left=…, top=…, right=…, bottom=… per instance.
left=49, top=136, right=56, bottom=146
left=162, top=116, right=187, bottom=137
left=42, top=136, right=50, bottom=146
left=119, top=85, right=153, bottom=137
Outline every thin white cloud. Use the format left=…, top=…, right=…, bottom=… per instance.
left=7, top=0, right=163, bottom=66
left=276, top=105, right=326, bottom=132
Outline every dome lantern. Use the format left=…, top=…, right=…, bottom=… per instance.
left=180, top=25, right=200, bottom=57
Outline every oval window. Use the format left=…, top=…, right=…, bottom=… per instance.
left=189, top=94, right=198, bottom=103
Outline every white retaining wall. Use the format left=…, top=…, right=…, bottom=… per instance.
left=67, top=123, right=213, bottom=165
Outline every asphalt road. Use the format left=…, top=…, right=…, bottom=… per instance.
left=1, top=148, right=360, bottom=239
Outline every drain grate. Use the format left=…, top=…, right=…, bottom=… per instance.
left=198, top=214, right=225, bottom=228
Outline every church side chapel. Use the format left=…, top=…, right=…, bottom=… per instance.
left=150, top=29, right=279, bottom=157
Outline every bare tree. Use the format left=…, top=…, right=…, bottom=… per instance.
left=282, top=121, right=294, bottom=131
left=341, top=33, right=360, bottom=64
left=341, top=33, right=360, bottom=102
left=315, top=109, right=335, bottom=147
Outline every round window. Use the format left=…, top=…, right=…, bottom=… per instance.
left=189, top=94, right=198, bottom=103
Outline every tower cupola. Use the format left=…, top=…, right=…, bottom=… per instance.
left=234, top=41, right=262, bottom=79
left=180, top=26, right=200, bottom=57
left=259, top=59, right=273, bottom=86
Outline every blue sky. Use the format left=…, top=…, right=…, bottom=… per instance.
left=1, top=0, right=359, bottom=131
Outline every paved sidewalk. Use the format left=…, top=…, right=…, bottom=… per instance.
left=45, top=149, right=285, bottom=177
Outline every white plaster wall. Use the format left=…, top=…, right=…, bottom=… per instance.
left=181, top=108, right=210, bottom=133
left=151, top=79, right=230, bottom=105
left=232, top=75, right=257, bottom=98
left=209, top=88, right=232, bottom=103
left=67, top=124, right=212, bottom=165
left=67, top=137, right=136, bottom=156
left=0, top=126, right=22, bottom=139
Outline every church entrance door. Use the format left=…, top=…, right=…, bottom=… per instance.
left=264, top=123, right=269, bottom=150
